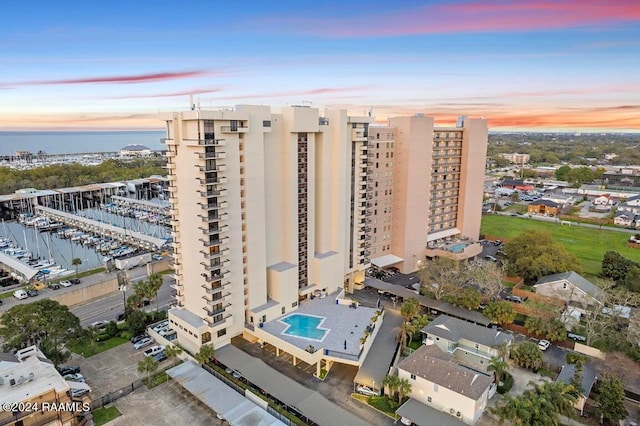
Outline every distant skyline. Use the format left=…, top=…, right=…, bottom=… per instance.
left=2, top=0, right=639, bottom=132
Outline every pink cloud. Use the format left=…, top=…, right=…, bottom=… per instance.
left=212, top=86, right=370, bottom=100
left=257, top=0, right=640, bottom=37
left=4, top=70, right=208, bottom=87
left=112, top=86, right=225, bottom=99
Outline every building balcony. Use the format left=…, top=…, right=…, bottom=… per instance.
left=200, top=248, right=230, bottom=260
left=169, top=208, right=179, bottom=216
left=167, top=186, right=178, bottom=193
left=200, top=236, right=230, bottom=247
left=171, top=229, right=180, bottom=239
left=204, top=312, right=232, bottom=328
left=199, top=201, right=229, bottom=211
left=196, top=164, right=227, bottom=173
left=202, top=302, right=232, bottom=315
left=199, top=212, right=229, bottom=223
left=170, top=283, right=182, bottom=291
left=166, top=162, right=177, bottom=170
left=199, top=189, right=228, bottom=198
left=198, top=151, right=227, bottom=160
left=351, top=129, right=367, bottom=141
left=201, top=281, right=231, bottom=293
left=201, top=271, right=230, bottom=282
left=167, top=174, right=177, bottom=181
left=201, top=258, right=230, bottom=272
left=165, top=150, right=177, bottom=158
left=199, top=138, right=226, bottom=146
left=220, top=125, right=248, bottom=133
left=198, top=176, right=227, bottom=185
left=200, top=224, right=229, bottom=236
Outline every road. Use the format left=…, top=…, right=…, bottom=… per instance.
left=71, top=274, right=175, bottom=327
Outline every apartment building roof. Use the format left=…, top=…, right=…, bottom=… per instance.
left=398, top=345, right=493, bottom=400
left=534, top=271, right=603, bottom=298
left=530, top=199, right=560, bottom=208
left=396, top=398, right=466, bottom=426
left=421, top=315, right=512, bottom=348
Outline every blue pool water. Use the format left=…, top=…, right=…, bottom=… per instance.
left=449, top=243, right=467, bottom=253
left=280, top=314, right=328, bottom=341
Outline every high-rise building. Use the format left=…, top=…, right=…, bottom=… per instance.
left=160, top=106, right=487, bottom=352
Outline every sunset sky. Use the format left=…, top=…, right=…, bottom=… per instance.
left=2, top=0, right=639, bottom=132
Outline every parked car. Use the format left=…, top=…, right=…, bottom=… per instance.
left=152, top=254, right=163, bottom=261
left=26, top=289, right=38, bottom=297
left=48, top=282, right=60, bottom=290
left=567, top=332, right=587, bottom=342
left=133, top=337, right=152, bottom=350
left=538, top=339, right=551, bottom=351
left=356, top=386, right=378, bottom=396
left=63, top=373, right=85, bottom=383
left=484, top=255, right=498, bottom=262
left=116, top=312, right=126, bottom=322
left=60, top=280, right=72, bottom=287
left=143, top=345, right=165, bottom=357
left=135, top=298, right=150, bottom=308
left=152, top=321, right=169, bottom=332
left=57, top=366, right=81, bottom=376
left=13, top=290, right=28, bottom=300
left=506, top=295, right=524, bottom=303
left=70, top=278, right=81, bottom=285
left=152, top=351, right=167, bottom=363
left=90, top=320, right=108, bottom=330
left=32, top=282, right=46, bottom=291
left=131, top=334, right=149, bottom=344
left=68, top=387, right=90, bottom=398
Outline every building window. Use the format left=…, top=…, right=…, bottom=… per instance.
left=292, top=301, right=298, bottom=307
left=427, top=396, right=432, bottom=403
left=201, top=332, right=211, bottom=343
left=217, top=329, right=227, bottom=338
left=282, top=307, right=286, bottom=314
left=434, top=383, right=439, bottom=392
left=263, top=120, right=271, bottom=127
left=410, top=374, right=416, bottom=380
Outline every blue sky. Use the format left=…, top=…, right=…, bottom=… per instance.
left=1, top=0, right=639, bottom=131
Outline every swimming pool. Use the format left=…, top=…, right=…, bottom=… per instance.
left=449, top=243, right=467, bottom=253
left=279, top=313, right=329, bottom=341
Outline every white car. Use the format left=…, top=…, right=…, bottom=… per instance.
left=13, top=290, right=28, bottom=300
left=143, top=345, right=165, bottom=357
left=152, top=321, right=169, bottom=332
left=356, top=386, right=378, bottom=396
left=60, top=280, right=72, bottom=287
left=133, top=337, right=152, bottom=350
left=538, top=339, right=551, bottom=351
left=63, top=373, right=85, bottom=383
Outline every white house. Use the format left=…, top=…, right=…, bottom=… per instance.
left=534, top=271, right=603, bottom=308
left=618, top=195, right=640, bottom=215
left=614, top=212, right=635, bottom=228
left=420, top=315, right=512, bottom=372
left=592, top=194, right=615, bottom=206
left=397, top=344, right=494, bottom=425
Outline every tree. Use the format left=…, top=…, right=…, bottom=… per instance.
left=622, top=265, right=640, bottom=292
left=0, top=300, right=82, bottom=366
left=601, top=251, right=636, bottom=283
left=417, top=257, right=463, bottom=300
left=596, top=374, right=627, bottom=425
left=382, top=374, right=400, bottom=400
left=396, top=378, right=412, bottom=405
left=400, top=298, right=420, bottom=323
left=164, top=344, right=183, bottom=365
left=504, top=230, right=581, bottom=283
left=195, top=343, right=215, bottom=365
left=147, top=273, right=164, bottom=311
left=510, top=342, right=543, bottom=372
left=126, top=309, right=147, bottom=337
left=464, top=262, right=504, bottom=301
left=488, top=357, right=509, bottom=385
left=524, top=316, right=546, bottom=337
left=555, top=165, right=572, bottom=181
left=447, top=287, right=482, bottom=310
left=483, top=301, right=516, bottom=325
left=71, top=258, right=82, bottom=277
left=138, top=356, right=159, bottom=385
left=544, top=318, right=568, bottom=342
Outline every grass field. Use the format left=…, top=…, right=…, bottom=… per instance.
left=93, top=406, right=122, bottom=426
left=481, top=215, right=640, bottom=279
left=68, top=336, right=128, bottom=358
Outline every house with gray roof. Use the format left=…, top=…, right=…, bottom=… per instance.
left=420, top=315, right=512, bottom=372
left=397, top=344, right=494, bottom=425
left=556, top=362, right=597, bottom=415
left=534, top=271, right=603, bottom=307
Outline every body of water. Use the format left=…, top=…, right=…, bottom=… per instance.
left=0, top=131, right=166, bottom=155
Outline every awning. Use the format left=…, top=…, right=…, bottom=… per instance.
left=0, top=252, right=40, bottom=281
left=396, top=398, right=465, bottom=426
left=426, top=228, right=461, bottom=242
left=370, top=254, right=403, bottom=268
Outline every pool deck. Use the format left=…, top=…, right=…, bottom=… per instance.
left=261, top=295, right=378, bottom=358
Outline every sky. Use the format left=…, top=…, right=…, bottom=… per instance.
left=1, top=0, right=639, bottom=132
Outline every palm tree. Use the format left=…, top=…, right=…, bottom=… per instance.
left=164, top=344, right=183, bottom=366
left=138, top=356, right=159, bottom=386
left=71, top=258, right=82, bottom=277
left=490, top=394, right=533, bottom=426
left=382, top=374, right=400, bottom=400
left=400, top=298, right=420, bottom=323
left=147, top=273, right=163, bottom=312
left=396, top=378, right=412, bottom=405
left=487, top=357, right=509, bottom=385
left=194, top=343, right=215, bottom=365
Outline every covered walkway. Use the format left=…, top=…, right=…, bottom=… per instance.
left=216, top=345, right=370, bottom=426
left=166, top=361, right=284, bottom=426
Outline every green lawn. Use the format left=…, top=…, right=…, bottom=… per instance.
left=93, top=406, right=122, bottom=426
left=481, top=215, right=640, bottom=279
left=68, top=336, right=128, bottom=357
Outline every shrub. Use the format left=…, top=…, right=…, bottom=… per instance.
left=106, top=321, right=119, bottom=338
left=566, top=352, right=588, bottom=366
left=498, top=372, right=514, bottom=394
